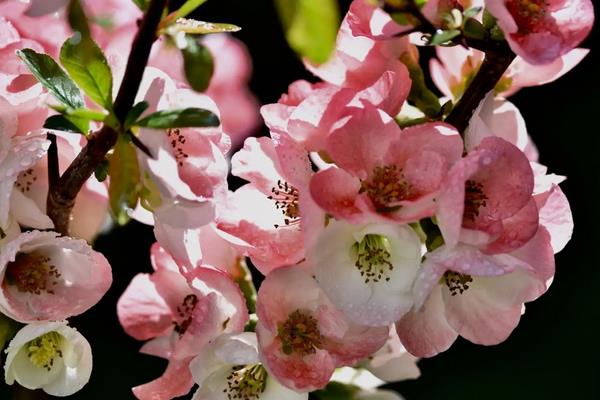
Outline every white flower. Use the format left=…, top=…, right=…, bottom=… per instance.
left=4, top=321, right=92, bottom=396
left=189, top=332, right=307, bottom=400
left=309, top=220, right=422, bottom=326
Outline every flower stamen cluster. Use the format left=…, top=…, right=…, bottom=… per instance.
left=174, top=294, right=199, bottom=336
left=361, top=165, right=411, bottom=211
left=353, top=234, right=394, bottom=283
left=224, top=364, right=267, bottom=400
left=26, top=331, right=64, bottom=371
left=5, top=252, right=61, bottom=295
left=267, top=180, right=300, bottom=228
left=277, top=309, right=323, bottom=356
left=442, top=271, right=473, bottom=296
left=464, top=180, right=488, bottom=222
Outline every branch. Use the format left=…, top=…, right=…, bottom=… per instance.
left=47, top=0, right=167, bottom=235
left=445, top=47, right=515, bottom=133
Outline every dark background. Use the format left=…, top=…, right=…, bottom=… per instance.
left=2, top=0, right=599, bottom=399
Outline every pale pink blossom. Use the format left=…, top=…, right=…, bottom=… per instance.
left=0, top=231, right=112, bottom=322
left=396, top=226, right=554, bottom=357
left=430, top=45, right=590, bottom=99
left=486, top=0, right=594, bottom=64
left=256, top=266, right=388, bottom=392
left=0, top=122, right=51, bottom=235
left=12, top=131, right=108, bottom=242
left=217, top=135, right=312, bottom=274
left=133, top=68, right=229, bottom=265
left=117, top=244, right=248, bottom=400
left=309, top=105, right=463, bottom=224
left=309, top=219, right=423, bottom=327
left=4, top=321, right=92, bottom=396
left=189, top=332, right=308, bottom=400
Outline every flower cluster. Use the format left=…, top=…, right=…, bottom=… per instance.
left=0, top=0, right=592, bottom=398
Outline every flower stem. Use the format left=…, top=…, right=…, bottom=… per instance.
left=46, top=0, right=168, bottom=235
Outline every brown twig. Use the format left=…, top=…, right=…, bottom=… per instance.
left=46, top=0, right=167, bottom=235
left=445, top=48, right=515, bottom=133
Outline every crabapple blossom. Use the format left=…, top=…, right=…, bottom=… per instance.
left=430, top=45, right=590, bottom=99
left=12, top=131, right=108, bottom=242
left=309, top=219, right=422, bottom=327
left=117, top=244, right=248, bottom=399
left=256, top=266, right=388, bottom=392
left=0, top=126, right=51, bottom=235
left=310, top=105, right=463, bottom=224
left=0, top=231, right=112, bottom=322
left=4, top=321, right=92, bottom=396
left=189, top=332, right=307, bottom=400
left=133, top=68, right=229, bottom=266
left=217, top=135, right=312, bottom=274
left=486, top=0, right=594, bottom=64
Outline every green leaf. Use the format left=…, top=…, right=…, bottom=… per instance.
left=44, top=115, right=85, bottom=134
left=463, top=6, right=483, bottom=20
left=136, top=108, right=220, bottom=129
left=50, top=104, right=108, bottom=121
left=173, top=0, right=209, bottom=20
left=124, top=101, right=150, bottom=130
left=108, top=136, right=140, bottom=225
left=67, top=0, right=91, bottom=38
left=16, top=49, right=84, bottom=109
left=0, top=314, right=21, bottom=352
left=60, top=35, right=113, bottom=109
left=274, top=0, right=340, bottom=64
left=132, top=0, right=150, bottom=11
left=463, top=18, right=487, bottom=40
left=428, top=29, right=461, bottom=45
left=181, top=36, right=214, bottom=92
left=166, top=18, right=241, bottom=35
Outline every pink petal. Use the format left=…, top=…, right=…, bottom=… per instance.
left=535, top=184, right=573, bottom=254
left=309, top=168, right=362, bottom=222
left=117, top=273, right=173, bottom=341
left=484, top=197, right=539, bottom=254
left=132, top=358, right=194, bottom=400
left=396, top=287, right=458, bottom=357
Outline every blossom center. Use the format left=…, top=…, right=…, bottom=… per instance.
left=167, top=128, right=189, bottom=167
left=26, top=331, right=64, bottom=371
left=174, top=294, right=198, bottom=335
left=361, top=165, right=411, bottom=211
left=464, top=180, right=488, bottom=222
left=353, top=234, right=394, bottom=283
left=268, top=180, right=300, bottom=228
left=15, top=168, right=38, bottom=194
left=277, top=309, right=323, bottom=356
left=5, top=252, right=61, bottom=295
left=443, top=271, right=473, bottom=295
left=225, top=364, right=267, bottom=400
left=506, top=0, right=547, bottom=33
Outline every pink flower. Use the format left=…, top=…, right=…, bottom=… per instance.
left=310, top=105, right=463, bottom=224
left=0, top=127, right=50, bottom=235
left=436, top=137, right=537, bottom=253
left=217, top=135, right=312, bottom=274
left=133, top=68, right=229, bottom=265
left=261, top=4, right=412, bottom=153
left=117, top=244, right=248, bottom=400
left=0, top=231, right=112, bottom=322
left=396, top=226, right=554, bottom=357
left=12, top=131, right=108, bottom=242
left=486, top=0, right=594, bottom=64
left=256, top=266, right=388, bottom=392
left=430, top=45, right=590, bottom=98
